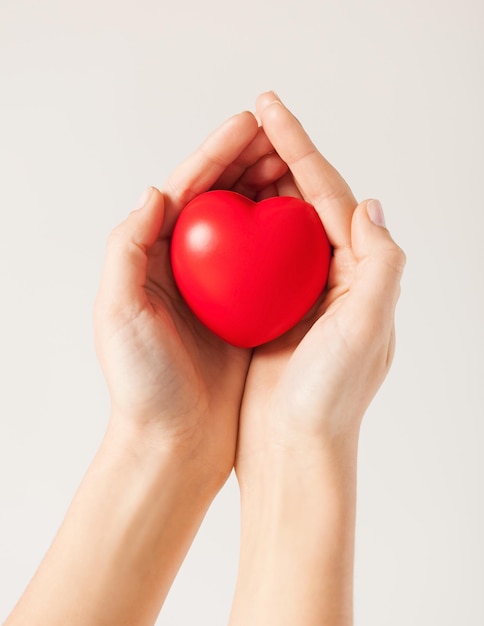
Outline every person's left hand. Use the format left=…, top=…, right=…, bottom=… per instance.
left=93, top=111, right=288, bottom=487
left=235, top=93, right=406, bottom=481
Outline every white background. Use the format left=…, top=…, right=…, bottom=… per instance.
left=1, top=0, right=483, bottom=624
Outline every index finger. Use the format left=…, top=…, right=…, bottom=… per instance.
left=161, top=111, right=259, bottom=236
left=256, top=92, right=357, bottom=248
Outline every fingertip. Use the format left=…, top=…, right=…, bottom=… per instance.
left=209, top=110, right=258, bottom=148
left=354, top=199, right=389, bottom=234
left=119, top=185, right=165, bottom=248
left=256, top=90, right=282, bottom=103
left=132, top=185, right=162, bottom=213
left=366, top=199, right=387, bottom=228
left=255, top=91, right=284, bottom=120
left=134, top=186, right=155, bottom=211
left=136, top=185, right=164, bottom=217
left=143, top=186, right=165, bottom=242
left=353, top=199, right=389, bottom=243
left=353, top=199, right=406, bottom=272
left=228, top=109, right=259, bottom=134
left=149, top=185, right=164, bottom=208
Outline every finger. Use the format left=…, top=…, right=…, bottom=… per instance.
left=275, top=170, right=303, bottom=199
left=255, top=183, right=279, bottom=201
left=345, top=199, right=406, bottom=330
left=213, top=126, right=276, bottom=190
left=256, top=92, right=356, bottom=249
left=231, top=152, right=288, bottom=198
left=162, top=111, right=259, bottom=235
left=96, top=187, right=165, bottom=317
left=254, top=171, right=304, bottom=202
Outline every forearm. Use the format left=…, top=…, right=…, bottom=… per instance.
left=5, top=420, right=219, bottom=626
left=230, top=436, right=359, bottom=626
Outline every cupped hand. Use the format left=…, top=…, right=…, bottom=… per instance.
left=236, top=93, right=406, bottom=477
left=93, top=111, right=288, bottom=484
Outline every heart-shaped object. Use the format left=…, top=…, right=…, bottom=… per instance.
left=170, top=190, right=331, bottom=347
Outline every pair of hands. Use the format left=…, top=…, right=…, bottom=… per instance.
left=4, top=92, right=405, bottom=626
left=93, top=92, right=405, bottom=491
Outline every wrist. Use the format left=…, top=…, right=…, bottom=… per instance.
left=236, top=426, right=360, bottom=496
left=230, top=436, right=359, bottom=626
left=238, top=442, right=359, bottom=532
left=103, top=415, right=225, bottom=500
left=236, top=436, right=359, bottom=574
left=7, top=415, right=221, bottom=626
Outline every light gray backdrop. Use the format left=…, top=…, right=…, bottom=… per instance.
left=1, top=0, right=483, bottom=624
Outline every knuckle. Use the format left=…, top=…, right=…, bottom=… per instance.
left=164, top=178, right=195, bottom=210
left=378, top=242, right=406, bottom=276
left=106, top=222, right=127, bottom=248
left=388, top=243, right=407, bottom=273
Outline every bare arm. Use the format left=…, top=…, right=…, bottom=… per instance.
left=5, top=109, right=288, bottom=625
left=229, top=93, right=405, bottom=625
left=231, top=441, right=359, bottom=626
left=5, top=424, right=219, bottom=625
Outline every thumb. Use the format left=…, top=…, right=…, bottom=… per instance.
left=96, top=186, right=165, bottom=317
left=348, top=199, right=406, bottom=324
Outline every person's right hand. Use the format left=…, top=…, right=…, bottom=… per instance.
left=93, top=110, right=288, bottom=488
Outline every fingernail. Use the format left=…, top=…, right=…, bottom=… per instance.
left=269, top=90, right=281, bottom=102
left=135, top=186, right=153, bottom=210
left=367, top=199, right=386, bottom=228
left=260, top=99, right=284, bottom=117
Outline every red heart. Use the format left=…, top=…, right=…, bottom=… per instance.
left=170, top=190, right=331, bottom=347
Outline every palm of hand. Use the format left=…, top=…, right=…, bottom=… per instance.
left=237, top=211, right=361, bottom=462
left=133, top=226, right=250, bottom=436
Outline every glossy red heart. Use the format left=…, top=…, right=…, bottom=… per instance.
left=170, top=190, right=331, bottom=347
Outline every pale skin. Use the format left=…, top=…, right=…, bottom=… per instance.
left=5, top=92, right=405, bottom=626
left=231, top=94, right=405, bottom=625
